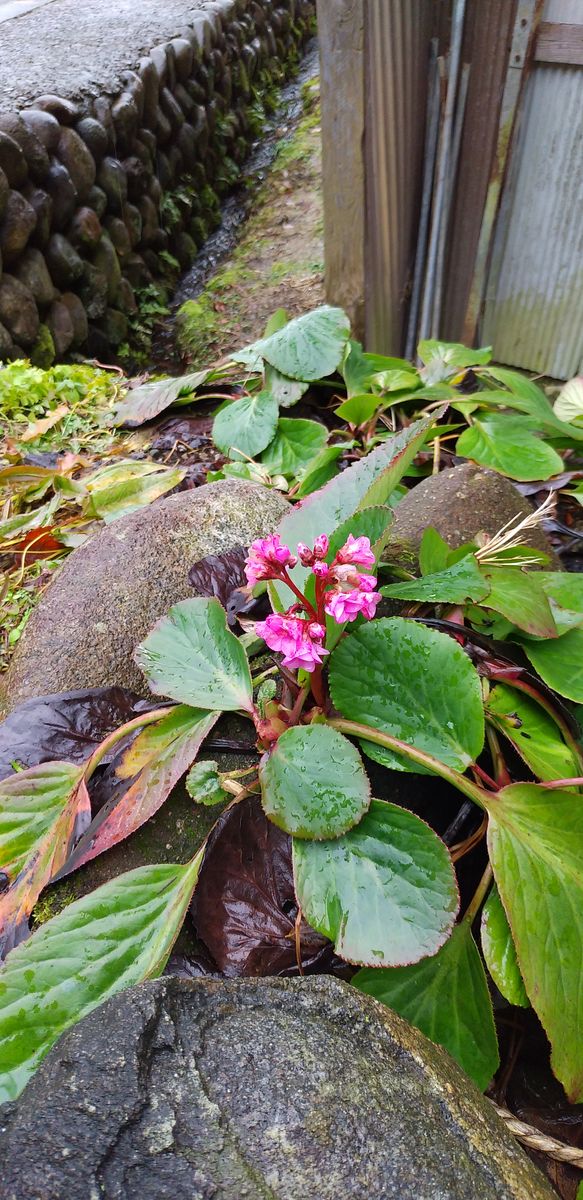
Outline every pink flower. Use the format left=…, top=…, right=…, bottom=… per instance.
left=312, top=561, right=330, bottom=579
left=297, top=534, right=329, bottom=566
left=245, top=534, right=297, bottom=586
left=325, top=588, right=381, bottom=623
left=255, top=613, right=328, bottom=672
left=336, top=534, right=376, bottom=568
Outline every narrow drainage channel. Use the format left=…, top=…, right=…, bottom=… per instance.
left=151, top=39, right=319, bottom=368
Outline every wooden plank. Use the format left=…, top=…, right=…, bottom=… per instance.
left=316, top=0, right=366, bottom=341
left=534, top=22, right=583, bottom=66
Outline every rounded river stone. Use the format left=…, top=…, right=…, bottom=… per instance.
left=0, top=976, right=555, bottom=1200
left=1, top=480, right=289, bottom=710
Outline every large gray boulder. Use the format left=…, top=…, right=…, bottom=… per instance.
left=0, top=976, right=555, bottom=1200
left=1, top=480, right=289, bottom=712
left=387, top=462, right=558, bottom=567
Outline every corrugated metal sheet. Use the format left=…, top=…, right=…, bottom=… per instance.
left=441, top=0, right=518, bottom=341
left=363, top=1, right=435, bottom=353
left=481, top=56, right=583, bottom=378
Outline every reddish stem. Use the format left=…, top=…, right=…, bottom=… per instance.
left=473, top=762, right=500, bottom=791
left=310, top=665, right=326, bottom=708
left=280, top=569, right=318, bottom=620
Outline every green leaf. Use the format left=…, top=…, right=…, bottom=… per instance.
left=234, top=305, right=350, bottom=381
left=522, top=628, right=583, bottom=702
left=418, top=340, right=492, bottom=385
left=486, top=683, right=580, bottom=782
left=0, top=763, right=90, bottom=957
left=262, top=307, right=288, bottom=338
left=135, top=598, right=254, bottom=713
left=185, top=760, right=228, bottom=806
left=481, top=884, right=529, bottom=1008
left=260, top=418, right=328, bottom=478
left=480, top=568, right=557, bottom=638
left=335, top=394, right=382, bottom=425
left=354, top=920, right=499, bottom=1090
left=111, top=369, right=211, bottom=427
left=419, top=526, right=452, bottom=576
left=481, top=366, right=583, bottom=442
left=456, top=415, right=564, bottom=481
left=342, top=340, right=411, bottom=397
left=326, top=506, right=394, bottom=566
left=538, top=572, right=583, bottom=634
left=294, top=446, right=346, bottom=497
left=0, top=762, right=83, bottom=880
left=59, top=707, right=219, bottom=874
left=293, top=798, right=458, bottom=965
left=259, top=725, right=370, bottom=839
left=381, top=556, right=489, bottom=605
left=0, top=855, right=202, bottom=1102
left=264, top=362, right=308, bottom=408
left=554, top=376, right=583, bottom=425
left=373, top=368, right=420, bottom=393
left=212, top=391, right=279, bottom=460
left=274, top=414, right=435, bottom=605
left=329, top=618, right=484, bottom=772
left=84, top=460, right=185, bottom=523
left=485, top=782, right=583, bottom=1100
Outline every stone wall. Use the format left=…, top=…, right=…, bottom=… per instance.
left=0, top=0, right=315, bottom=364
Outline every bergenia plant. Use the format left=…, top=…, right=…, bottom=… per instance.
left=2, top=415, right=583, bottom=1118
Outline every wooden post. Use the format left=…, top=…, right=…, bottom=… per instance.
left=317, top=0, right=366, bottom=341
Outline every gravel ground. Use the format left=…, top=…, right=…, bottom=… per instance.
left=0, top=0, right=211, bottom=111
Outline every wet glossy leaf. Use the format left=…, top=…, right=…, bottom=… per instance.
left=0, top=687, right=153, bottom=783
left=233, top=305, right=350, bottom=381
left=293, top=799, right=458, bottom=966
left=84, top=460, right=185, bottom=522
left=264, top=362, right=308, bottom=408
left=0, top=854, right=203, bottom=1102
left=522, top=628, right=583, bottom=702
left=354, top=919, right=499, bottom=1090
left=191, top=795, right=330, bottom=976
left=486, top=684, right=580, bottom=782
left=342, top=339, right=411, bottom=397
left=381, top=556, right=489, bottom=605
left=419, top=526, right=452, bottom=575
left=259, top=725, right=370, bottom=839
left=260, top=418, right=328, bottom=478
left=185, top=760, right=227, bottom=806
left=326, top=505, right=394, bottom=565
left=374, top=368, right=420, bottom=394
left=329, top=618, right=484, bottom=772
left=188, top=545, right=248, bottom=613
left=481, top=884, right=529, bottom=1008
left=111, top=369, right=211, bottom=427
left=135, top=598, right=254, bottom=712
left=274, top=415, right=434, bottom=604
left=0, top=763, right=90, bottom=958
left=485, top=782, right=583, bottom=1100
left=58, top=707, right=218, bottom=875
left=456, top=415, right=564, bottom=481
left=480, top=568, right=557, bottom=638
left=212, top=390, right=279, bottom=460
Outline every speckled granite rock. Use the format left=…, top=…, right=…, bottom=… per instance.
left=0, top=975, right=555, bottom=1200
left=1, top=480, right=289, bottom=711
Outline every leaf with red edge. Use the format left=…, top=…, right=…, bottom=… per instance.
left=191, top=794, right=334, bottom=976
left=0, top=687, right=156, bottom=783
left=57, top=706, right=218, bottom=876
left=8, top=528, right=65, bottom=562
left=0, top=763, right=91, bottom=958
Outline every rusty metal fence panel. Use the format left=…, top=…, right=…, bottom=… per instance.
left=482, top=0, right=583, bottom=378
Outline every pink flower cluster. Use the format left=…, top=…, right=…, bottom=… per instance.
left=246, top=530, right=381, bottom=672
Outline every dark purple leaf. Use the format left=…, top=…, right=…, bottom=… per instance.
left=189, top=546, right=248, bottom=607
left=0, top=688, right=157, bottom=783
left=149, top=414, right=214, bottom=453
left=190, top=795, right=349, bottom=978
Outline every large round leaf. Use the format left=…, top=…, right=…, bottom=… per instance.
left=329, top=618, right=484, bottom=772
left=135, top=598, right=254, bottom=713
left=293, top=798, right=458, bottom=965
left=234, top=305, right=350, bottom=381
left=259, top=724, right=370, bottom=839
left=354, top=919, right=499, bottom=1090
left=260, top=418, right=327, bottom=478
left=212, top=391, right=279, bottom=460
